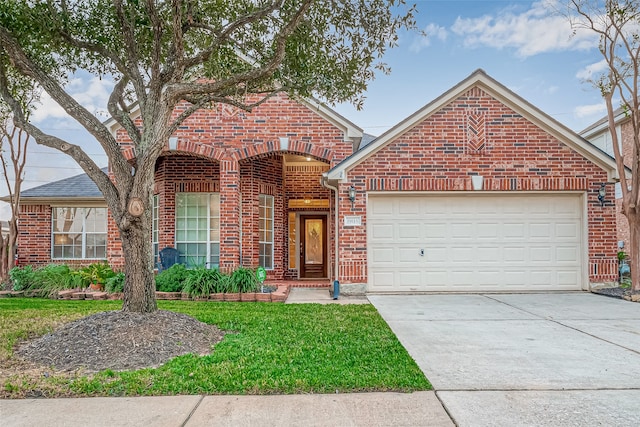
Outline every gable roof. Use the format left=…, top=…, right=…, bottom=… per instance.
left=326, top=69, right=621, bottom=182
left=579, top=104, right=628, bottom=140
left=14, top=168, right=107, bottom=202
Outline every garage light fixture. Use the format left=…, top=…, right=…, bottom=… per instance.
left=598, top=182, right=616, bottom=207
left=348, top=185, right=356, bottom=208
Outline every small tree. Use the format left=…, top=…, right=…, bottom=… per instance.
left=569, top=0, right=640, bottom=294
left=0, top=1, right=415, bottom=312
left=0, top=76, right=37, bottom=287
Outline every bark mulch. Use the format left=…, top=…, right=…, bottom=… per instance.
left=15, top=310, right=226, bottom=373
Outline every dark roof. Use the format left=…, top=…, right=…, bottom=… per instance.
left=21, top=168, right=106, bottom=199
left=359, top=133, right=377, bottom=149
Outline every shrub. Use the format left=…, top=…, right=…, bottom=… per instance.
left=182, top=267, right=221, bottom=297
left=232, top=267, right=258, bottom=293
left=36, top=264, right=81, bottom=297
left=105, top=272, right=125, bottom=293
left=155, top=263, right=188, bottom=292
left=9, top=265, right=37, bottom=291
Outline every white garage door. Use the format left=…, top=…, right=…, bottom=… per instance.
left=367, top=194, right=584, bottom=292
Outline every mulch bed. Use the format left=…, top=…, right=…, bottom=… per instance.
left=15, top=310, right=226, bottom=373
left=592, top=286, right=634, bottom=300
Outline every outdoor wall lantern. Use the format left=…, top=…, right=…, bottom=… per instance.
left=168, top=136, right=178, bottom=150
left=348, top=185, right=356, bottom=208
left=598, top=182, right=617, bottom=207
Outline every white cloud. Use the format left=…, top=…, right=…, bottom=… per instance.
left=31, top=74, right=114, bottom=125
left=410, top=23, right=448, bottom=52
left=451, top=0, right=598, bottom=57
left=574, top=102, right=607, bottom=118
left=576, top=60, right=609, bottom=81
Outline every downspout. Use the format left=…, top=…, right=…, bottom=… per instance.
left=321, top=173, right=340, bottom=284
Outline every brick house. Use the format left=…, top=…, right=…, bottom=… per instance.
left=13, top=70, right=621, bottom=293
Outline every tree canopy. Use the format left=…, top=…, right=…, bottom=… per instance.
left=0, top=0, right=415, bottom=312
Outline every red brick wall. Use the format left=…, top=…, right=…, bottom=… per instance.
left=339, top=87, right=618, bottom=285
left=18, top=204, right=114, bottom=269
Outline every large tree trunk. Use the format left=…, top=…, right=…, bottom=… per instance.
left=120, top=214, right=157, bottom=313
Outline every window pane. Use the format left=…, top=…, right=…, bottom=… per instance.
left=175, top=193, right=220, bottom=269
left=52, top=207, right=106, bottom=260
left=288, top=212, right=296, bottom=269
left=258, top=195, right=274, bottom=270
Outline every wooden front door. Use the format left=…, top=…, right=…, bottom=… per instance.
left=299, top=215, right=327, bottom=278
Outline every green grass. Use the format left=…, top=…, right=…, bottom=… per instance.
left=0, top=299, right=431, bottom=397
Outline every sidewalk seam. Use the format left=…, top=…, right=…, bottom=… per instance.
left=181, top=395, right=204, bottom=427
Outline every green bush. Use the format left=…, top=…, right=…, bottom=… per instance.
left=232, top=267, right=258, bottom=293
left=105, top=272, right=125, bottom=293
left=9, top=265, right=37, bottom=291
left=182, top=267, right=222, bottom=297
left=10, top=264, right=81, bottom=296
left=217, top=272, right=234, bottom=293
left=155, top=263, right=188, bottom=292
left=36, top=264, right=81, bottom=296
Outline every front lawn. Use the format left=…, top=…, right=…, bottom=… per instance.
left=0, top=298, right=431, bottom=397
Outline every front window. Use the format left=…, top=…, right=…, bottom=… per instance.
left=152, top=195, right=159, bottom=264
left=52, top=207, right=107, bottom=259
left=259, top=194, right=274, bottom=269
left=175, top=193, right=220, bottom=268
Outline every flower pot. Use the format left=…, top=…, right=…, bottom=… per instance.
left=89, top=283, right=104, bottom=292
left=241, top=292, right=257, bottom=302
left=224, top=292, right=240, bottom=302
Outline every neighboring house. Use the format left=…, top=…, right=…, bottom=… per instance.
left=11, top=70, right=621, bottom=293
left=579, top=107, right=632, bottom=250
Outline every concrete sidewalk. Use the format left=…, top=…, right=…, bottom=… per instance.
left=0, top=392, right=453, bottom=427
left=285, top=287, right=370, bottom=304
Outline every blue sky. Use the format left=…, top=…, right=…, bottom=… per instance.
left=2, top=0, right=610, bottom=205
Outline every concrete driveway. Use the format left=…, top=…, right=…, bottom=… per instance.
left=369, top=293, right=640, bottom=426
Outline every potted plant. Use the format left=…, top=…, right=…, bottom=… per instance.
left=74, top=262, right=115, bottom=292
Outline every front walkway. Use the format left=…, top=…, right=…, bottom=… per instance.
left=370, top=292, right=640, bottom=426
left=285, top=287, right=370, bottom=304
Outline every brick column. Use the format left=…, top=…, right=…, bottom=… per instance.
left=220, top=158, right=240, bottom=272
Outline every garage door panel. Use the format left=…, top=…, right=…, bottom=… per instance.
left=368, top=194, right=583, bottom=292
left=477, top=247, right=501, bottom=262
left=530, top=247, right=553, bottom=262
left=529, top=223, right=553, bottom=239
left=370, top=223, right=394, bottom=240
left=398, top=223, right=421, bottom=239
left=556, top=246, right=579, bottom=263
left=452, top=223, right=474, bottom=238
left=371, top=247, right=395, bottom=264
left=398, top=271, right=421, bottom=287
left=556, top=223, right=579, bottom=239
left=503, top=223, right=526, bottom=239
